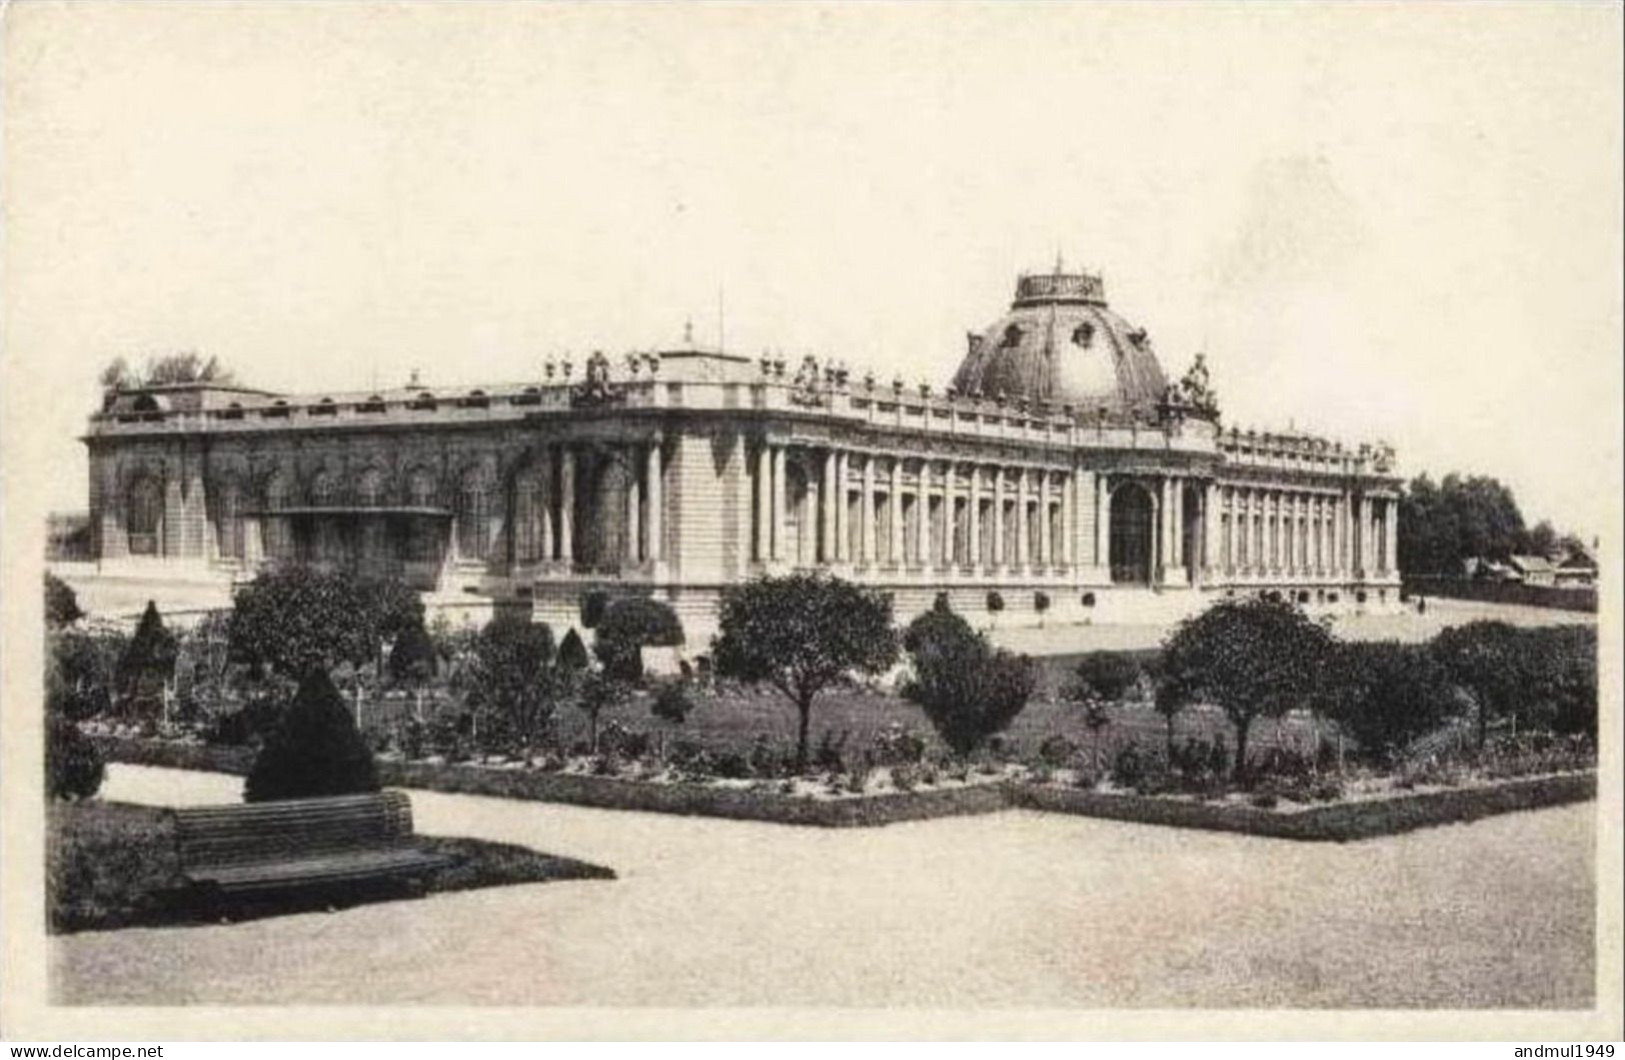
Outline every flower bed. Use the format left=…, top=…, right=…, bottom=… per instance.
left=1011, top=770, right=1597, bottom=841
left=93, top=733, right=1595, bottom=840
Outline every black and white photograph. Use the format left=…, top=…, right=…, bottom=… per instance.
left=2, top=0, right=1620, bottom=1043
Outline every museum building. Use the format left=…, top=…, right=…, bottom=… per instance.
left=79, top=267, right=1403, bottom=636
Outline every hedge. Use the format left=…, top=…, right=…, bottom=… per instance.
left=94, top=734, right=1594, bottom=839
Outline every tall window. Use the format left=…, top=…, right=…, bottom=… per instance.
left=513, top=473, right=547, bottom=563
left=457, top=470, right=491, bottom=560
left=263, top=473, right=294, bottom=561
left=406, top=468, right=439, bottom=562
left=126, top=476, right=162, bottom=556
left=215, top=478, right=244, bottom=560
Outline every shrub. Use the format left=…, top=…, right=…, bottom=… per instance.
left=712, top=573, right=899, bottom=770
left=557, top=628, right=590, bottom=672
left=46, top=716, right=104, bottom=800
left=45, top=573, right=84, bottom=629
left=651, top=680, right=697, bottom=725
left=900, top=601, right=1037, bottom=757
left=593, top=597, right=684, bottom=682
left=598, top=719, right=651, bottom=760
left=869, top=723, right=926, bottom=766
left=813, top=729, right=849, bottom=774
left=1328, top=641, right=1452, bottom=765
left=1037, top=733, right=1078, bottom=767
left=244, top=670, right=380, bottom=802
left=204, top=692, right=283, bottom=747
left=388, top=620, right=438, bottom=684
left=1110, top=744, right=1149, bottom=790
left=748, top=734, right=794, bottom=779
left=229, top=568, right=379, bottom=680
left=115, top=601, right=178, bottom=718
left=467, top=615, right=558, bottom=752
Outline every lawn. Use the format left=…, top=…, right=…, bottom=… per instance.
left=47, top=798, right=614, bottom=934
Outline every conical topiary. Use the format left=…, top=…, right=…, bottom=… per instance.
left=244, top=670, right=380, bottom=802
left=116, top=600, right=177, bottom=716
left=557, top=627, right=590, bottom=672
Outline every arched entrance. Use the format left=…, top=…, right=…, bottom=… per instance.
left=575, top=450, right=634, bottom=573
left=1109, top=482, right=1154, bottom=585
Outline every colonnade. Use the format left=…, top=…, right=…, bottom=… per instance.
left=1216, top=485, right=1397, bottom=579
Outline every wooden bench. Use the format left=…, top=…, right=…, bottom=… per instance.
left=170, top=790, right=450, bottom=900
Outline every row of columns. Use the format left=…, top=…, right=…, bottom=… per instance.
left=753, top=443, right=1099, bottom=574
left=1217, top=486, right=1398, bottom=578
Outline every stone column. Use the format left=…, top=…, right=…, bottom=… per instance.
left=916, top=461, right=931, bottom=571
left=1096, top=475, right=1111, bottom=574
left=889, top=458, right=904, bottom=565
left=861, top=454, right=875, bottom=566
left=1158, top=477, right=1172, bottom=574
left=968, top=466, right=982, bottom=572
left=1063, top=470, right=1077, bottom=570
left=772, top=445, right=787, bottom=563
left=625, top=453, right=642, bottom=564
left=1015, top=468, right=1030, bottom=570
left=755, top=442, right=772, bottom=563
left=834, top=450, right=848, bottom=563
left=1385, top=497, right=1399, bottom=575
left=1203, top=482, right=1219, bottom=582
left=646, top=441, right=663, bottom=563
left=943, top=463, right=957, bottom=568
left=820, top=449, right=836, bottom=564
left=1038, top=473, right=1053, bottom=569
left=992, top=469, right=1006, bottom=571
left=559, top=447, right=575, bottom=563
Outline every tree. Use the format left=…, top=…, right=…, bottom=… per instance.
left=593, top=597, right=684, bottom=682
left=227, top=568, right=380, bottom=680
left=1159, top=597, right=1331, bottom=779
left=1430, top=621, right=1528, bottom=748
left=577, top=671, right=632, bottom=753
left=1522, top=520, right=1559, bottom=557
left=711, top=573, right=899, bottom=770
left=1399, top=472, right=1529, bottom=575
left=1062, top=652, right=1143, bottom=771
left=244, top=670, right=380, bottom=802
left=899, top=601, right=1037, bottom=757
left=100, top=352, right=236, bottom=390
left=45, top=573, right=83, bottom=629
left=1327, top=641, right=1452, bottom=765
left=466, top=615, right=558, bottom=753
left=115, top=601, right=178, bottom=718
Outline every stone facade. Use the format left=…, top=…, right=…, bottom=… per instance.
left=78, top=269, right=1403, bottom=637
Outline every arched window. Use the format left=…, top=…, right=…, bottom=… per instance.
left=1109, top=483, right=1154, bottom=585
left=356, top=467, right=385, bottom=507
left=126, top=476, right=162, bottom=556
left=309, top=469, right=338, bottom=507
left=456, top=469, right=492, bottom=560
left=405, top=468, right=439, bottom=562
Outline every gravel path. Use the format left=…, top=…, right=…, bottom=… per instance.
left=53, top=764, right=1595, bottom=1008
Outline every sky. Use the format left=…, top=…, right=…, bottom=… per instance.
left=5, top=2, right=1621, bottom=538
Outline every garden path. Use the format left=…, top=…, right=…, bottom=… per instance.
left=53, top=764, right=1595, bottom=1010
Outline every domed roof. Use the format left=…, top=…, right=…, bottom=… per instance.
left=952, top=268, right=1169, bottom=415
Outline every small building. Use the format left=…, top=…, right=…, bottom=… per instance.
left=1507, top=554, right=1557, bottom=587
left=1554, top=547, right=1597, bottom=588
